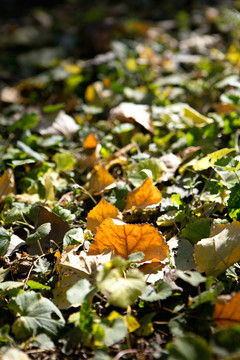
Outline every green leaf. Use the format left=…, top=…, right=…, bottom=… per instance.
left=53, top=205, right=75, bottom=224
left=63, top=228, right=84, bottom=248
left=180, top=218, right=211, bottom=245
left=100, top=318, right=127, bottom=346
left=53, top=153, right=76, bottom=170
left=228, top=183, right=240, bottom=221
left=66, top=279, right=92, bottom=306
left=127, top=251, right=145, bottom=262
left=9, top=113, right=39, bottom=131
left=5, top=206, right=23, bottom=223
left=167, top=335, right=214, bottom=360
left=26, top=223, right=51, bottom=244
left=11, top=291, right=65, bottom=339
left=0, top=228, right=11, bottom=256
left=183, top=105, right=213, bottom=127
left=141, top=281, right=172, bottom=302
left=27, top=280, right=51, bottom=291
left=193, top=148, right=235, bottom=171
left=128, top=158, right=166, bottom=187
left=97, top=265, right=145, bottom=308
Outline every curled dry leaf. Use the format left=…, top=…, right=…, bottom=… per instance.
left=84, top=133, right=98, bottom=149
left=124, top=177, right=162, bottom=211
left=88, top=164, right=115, bottom=195
left=108, top=102, right=154, bottom=133
left=194, top=221, right=240, bottom=276
left=86, top=198, right=120, bottom=233
left=0, top=168, right=16, bottom=202
left=53, top=247, right=112, bottom=309
left=213, top=293, right=240, bottom=327
left=89, top=218, right=169, bottom=267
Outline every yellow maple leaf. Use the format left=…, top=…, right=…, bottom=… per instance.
left=86, top=198, right=120, bottom=233
left=124, top=177, right=162, bottom=211
left=89, top=218, right=169, bottom=266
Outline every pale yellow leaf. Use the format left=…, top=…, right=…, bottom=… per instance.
left=194, top=221, right=240, bottom=276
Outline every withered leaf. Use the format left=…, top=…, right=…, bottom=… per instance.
left=0, top=168, right=16, bottom=201
left=52, top=247, right=112, bottom=309
left=88, top=164, right=115, bottom=195
left=109, top=102, right=154, bottom=133
left=28, top=206, right=70, bottom=255
left=86, top=198, right=120, bottom=233
left=89, top=218, right=169, bottom=265
left=194, top=221, right=240, bottom=276
left=213, top=293, right=240, bottom=327
left=84, top=133, right=98, bottom=149
left=124, top=177, right=162, bottom=211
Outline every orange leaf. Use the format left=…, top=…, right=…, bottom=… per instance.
left=89, top=218, right=169, bottom=264
left=213, top=293, right=240, bottom=327
left=84, top=133, right=98, bottom=149
left=124, top=177, right=162, bottom=211
left=86, top=198, right=120, bottom=233
left=89, top=165, right=115, bottom=195
left=0, top=168, right=16, bottom=201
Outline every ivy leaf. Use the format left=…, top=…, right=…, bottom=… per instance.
left=26, top=223, right=51, bottom=244
left=141, top=281, right=172, bottom=302
left=10, top=291, right=65, bottom=339
left=0, top=228, right=11, bottom=256
left=97, top=259, right=146, bottom=308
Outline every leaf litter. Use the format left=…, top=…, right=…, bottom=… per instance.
left=1, top=1, right=240, bottom=359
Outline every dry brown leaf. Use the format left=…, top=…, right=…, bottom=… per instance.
left=88, top=164, right=115, bottom=195
left=0, top=168, right=16, bottom=201
left=213, top=293, right=240, bottom=327
left=194, top=221, right=240, bottom=276
left=86, top=198, right=120, bottom=233
left=108, top=102, right=154, bottom=133
left=52, top=247, right=112, bottom=309
left=84, top=133, right=98, bottom=149
left=124, top=177, right=162, bottom=211
left=89, top=218, right=169, bottom=265
left=27, top=206, right=70, bottom=255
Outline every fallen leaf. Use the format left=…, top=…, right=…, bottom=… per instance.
left=213, top=293, right=240, bottom=327
left=89, top=218, right=169, bottom=266
left=37, top=110, right=79, bottom=139
left=183, top=105, right=213, bottom=127
left=28, top=206, right=70, bottom=255
left=0, top=168, right=16, bottom=201
left=88, top=165, right=115, bottom=195
left=84, top=133, right=98, bottom=149
left=124, top=177, right=162, bottom=211
left=86, top=198, right=120, bottom=233
left=108, top=102, right=154, bottom=133
left=53, top=247, right=112, bottom=309
left=194, top=221, right=240, bottom=276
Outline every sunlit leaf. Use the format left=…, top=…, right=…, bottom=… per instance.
left=0, top=168, right=16, bottom=201
left=109, top=102, right=154, bottom=133
left=213, top=293, right=240, bottom=327
left=193, top=148, right=235, bottom=171
left=194, top=221, right=240, bottom=276
left=86, top=198, right=120, bottom=233
left=89, top=218, right=169, bottom=265
left=124, top=177, right=162, bottom=211
left=183, top=105, right=213, bottom=127
left=88, top=165, right=115, bottom=195
left=97, top=259, right=145, bottom=308
left=10, top=291, right=65, bottom=339
left=84, top=133, right=98, bottom=149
